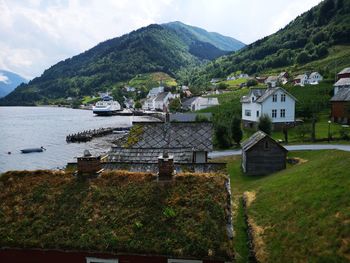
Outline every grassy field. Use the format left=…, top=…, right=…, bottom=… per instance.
left=221, top=150, right=350, bottom=262
left=128, top=72, right=177, bottom=89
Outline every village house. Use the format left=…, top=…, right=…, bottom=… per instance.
left=124, top=86, right=136, bottom=92
left=182, top=96, right=219, bottom=111
left=147, top=86, right=164, bottom=98
left=108, top=121, right=213, bottom=166
left=265, top=76, right=278, bottom=87
left=210, top=78, right=220, bottom=84
left=142, top=92, right=171, bottom=111
left=241, top=130, right=288, bottom=175
left=308, top=72, right=323, bottom=84
left=227, top=76, right=236, bottom=80
left=0, top=167, right=233, bottom=263
left=277, top=71, right=289, bottom=85
left=293, top=73, right=308, bottom=86
left=333, top=77, right=350, bottom=94
left=255, top=76, right=267, bottom=84
left=238, top=73, right=249, bottom=78
left=331, top=77, right=350, bottom=124
left=123, top=96, right=134, bottom=109
left=337, top=67, right=350, bottom=80
left=240, top=87, right=296, bottom=128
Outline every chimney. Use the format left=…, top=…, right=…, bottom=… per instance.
left=77, top=150, right=102, bottom=180
left=158, top=152, right=174, bottom=181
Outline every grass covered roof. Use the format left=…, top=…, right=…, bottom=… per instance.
left=0, top=170, right=232, bottom=261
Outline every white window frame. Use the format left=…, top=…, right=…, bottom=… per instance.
left=280, top=109, right=286, bottom=118
left=245, top=110, right=251, bottom=116
left=168, top=259, right=202, bottom=263
left=86, top=258, right=118, bottom=263
left=272, top=94, right=277, bottom=102
left=272, top=109, right=277, bottom=118
left=281, top=94, right=286, bottom=102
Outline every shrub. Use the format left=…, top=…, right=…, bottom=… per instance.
left=339, top=127, right=350, bottom=140
left=231, top=116, right=243, bottom=145
left=295, top=124, right=312, bottom=141
left=258, top=115, right=272, bottom=135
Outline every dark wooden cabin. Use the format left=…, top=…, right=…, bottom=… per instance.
left=241, top=131, right=287, bottom=175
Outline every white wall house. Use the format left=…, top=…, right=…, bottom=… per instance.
left=190, top=97, right=219, bottom=111
left=147, top=86, right=164, bottom=98
left=293, top=74, right=308, bottom=86
left=308, top=72, right=323, bottom=84
left=143, top=92, right=171, bottom=111
left=241, top=87, right=296, bottom=126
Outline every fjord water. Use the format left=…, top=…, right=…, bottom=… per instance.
left=0, top=107, right=141, bottom=172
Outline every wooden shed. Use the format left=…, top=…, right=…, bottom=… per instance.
left=241, top=131, right=287, bottom=175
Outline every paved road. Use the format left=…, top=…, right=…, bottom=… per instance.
left=209, top=144, right=350, bottom=158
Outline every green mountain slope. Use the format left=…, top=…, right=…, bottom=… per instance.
left=0, top=22, right=243, bottom=106
left=163, top=21, right=245, bottom=51
left=189, top=0, right=350, bottom=87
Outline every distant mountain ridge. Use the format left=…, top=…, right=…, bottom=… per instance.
left=0, top=22, right=244, bottom=106
left=163, top=21, right=245, bottom=51
left=0, top=70, right=27, bottom=98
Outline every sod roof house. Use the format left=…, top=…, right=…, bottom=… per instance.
left=108, top=121, right=213, bottom=168
left=337, top=67, right=350, bottom=80
left=241, top=131, right=288, bottom=175
left=0, top=170, right=233, bottom=263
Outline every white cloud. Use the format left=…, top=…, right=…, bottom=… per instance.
left=0, top=0, right=322, bottom=79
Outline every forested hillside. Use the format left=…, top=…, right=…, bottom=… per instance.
left=188, top=0, right=350, bottom=88
left=0, top=23, right=243, bottom=106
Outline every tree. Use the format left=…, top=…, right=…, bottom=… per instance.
left=246, top=79, right=258, bottom=87
left=231, top=116, right=243, bottom=145
left=169, top=98, right=181, bottom=113
left=134, top=101, right=142, bottom=109
left=215, top=124, right=231, bottom=148
left=258, top=115, right=272, bottom=135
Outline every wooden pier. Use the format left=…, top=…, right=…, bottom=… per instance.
left=66, top=127, right=130, bottom=143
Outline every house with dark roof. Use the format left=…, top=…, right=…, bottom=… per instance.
left=337, top=67, right=350, bottom=80
left=106, top=121, right=218, bottom=173
left=293, top=73, right=308, bottom=86
left=240, top=87, right=296, bottom=128
left=142, top=92, right=172, bottom=111
left=0, top=169, right=233, bottom=263
left=264, top=76, right=278, bottom=87
left=331, top=86, right=350, bottom=124
left=241, top=131, right=288, bottom=175
left=333, top=77, right=350, bottom=94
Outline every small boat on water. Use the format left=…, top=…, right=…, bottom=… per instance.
left=21, top=147, right=46, bottom=154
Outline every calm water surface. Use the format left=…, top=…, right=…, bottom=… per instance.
left=0, top=107, right=150, bottom=172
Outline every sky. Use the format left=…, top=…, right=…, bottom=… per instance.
left=0, top=0, right=322, bottom=80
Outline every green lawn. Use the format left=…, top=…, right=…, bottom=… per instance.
left=223, top=150, right=350, bottom=262
left=128, top=72, right=177, bottom=88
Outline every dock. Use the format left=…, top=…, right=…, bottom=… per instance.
left=66, top=127, right=130, bottom=143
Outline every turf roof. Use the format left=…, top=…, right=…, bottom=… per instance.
left=0, top=170, right=233, bottom=261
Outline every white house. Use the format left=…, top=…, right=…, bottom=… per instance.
left=308, top=72, right=323, bottom=84
left=293, top=74, right=308, bottom=86
left=265, top=76, right=279, bottom=88
left=143, top=92, right=171, bottom=111
left=147, top=86, right=164, bottom=98
left=182, top=96, right=219, bottom=111
left=125, top=86, right=136, bottom=92
left=240, top=87, right=296, bottom=127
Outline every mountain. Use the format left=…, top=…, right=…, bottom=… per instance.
left=188, top=0, right=350, bottom=87
left=163, top=21, right=245, bottom=51
left=0, top=70, right=27, bottom=98
left=0, top=22, right=244, bottom=106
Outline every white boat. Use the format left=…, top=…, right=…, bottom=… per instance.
left=93, top=95, right=121, bottom=116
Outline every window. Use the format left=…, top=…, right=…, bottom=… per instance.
left=168, top=260, right=202, bottom=263
left=281, top=94, right=286, bottom=102
left=256, top=110, right=260, bottom=117
left=272, top=94, right=277, bottom=102
left=245, top=110, right=251, bottom=116
left=264, top=141, right=269, bottom=149
left=252, top=96, right=255, bottom=102
left=86, top=258, right=118, bottom=263
left=280, top=109, right=286, bottom=118
left=272, top=109, right=277, bottom=118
